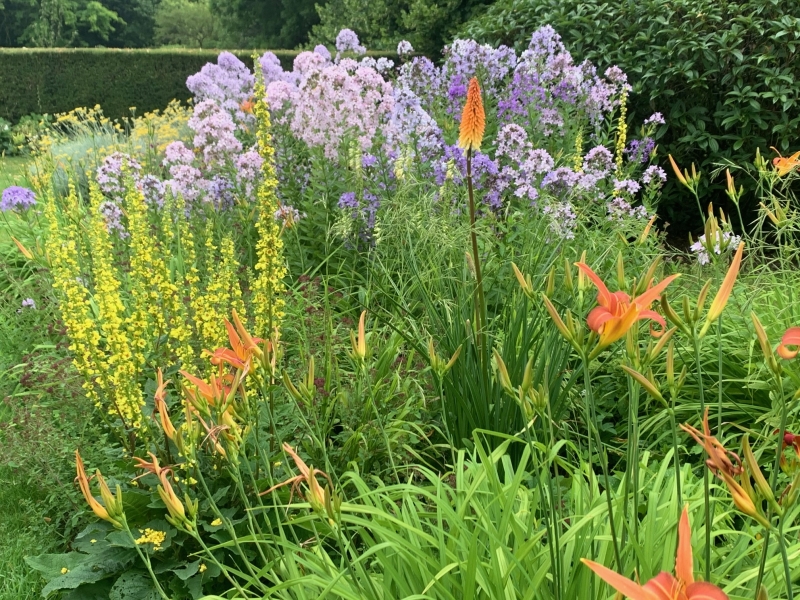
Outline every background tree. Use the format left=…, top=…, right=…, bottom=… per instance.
left=208, top=0, right=322, bottom=49
left=154, top=0, right=226, bottom=48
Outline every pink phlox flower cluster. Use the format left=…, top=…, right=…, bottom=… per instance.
left=607, top=196, right=649, bottom=222
left=235, top=149, right=264, bottom=197
left=288, top=60, right=394, bottom=158
left=335, top=29, right=366, bottom=56
left=188, top=99, right=243, bottom=168
left=97, top=152, right=142, bottom=198
left=187, top=52, right=255, bottom=123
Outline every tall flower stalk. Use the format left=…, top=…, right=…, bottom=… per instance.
left=459, top=77, right=487, bottom=354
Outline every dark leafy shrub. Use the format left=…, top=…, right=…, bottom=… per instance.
left=462, top=0, right=800, bottom=233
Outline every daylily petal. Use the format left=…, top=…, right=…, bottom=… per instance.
left=576, top=262, right=614, bottom=308
left=581, top=559, right=658, bottom=600
left=675, top=505, right=694, bottom=585
left=633, top=274, right=681, bottom=310
left=643, top=572, right=680, bottom=600
left=638, top=309, right=666, bottom=331
left=686, top=582, right=730, bottom=600
left=587, top=306, right=614, bottom=333
left=703, top=242, right=744, bottom=329
left=600, top=305, right=641, bottom=347
left=777, top=326, right=800, bottom=360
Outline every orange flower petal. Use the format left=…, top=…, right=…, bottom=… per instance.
left=581, top=559, right=657, bottom=600
left=633, top=274, right=680, bottom=310
left=675, top=505, right=694, bottom=585
left=777, top=326, right=800, bottom=360
left=686, top=582, right=729, bottom=600
left=643, top=572, right=680, bottom=600
left=600, top=305, right=640, bottom=347
left=587, top=306, right=614, bottom=333
left=576, top=262, right=614, bottom=308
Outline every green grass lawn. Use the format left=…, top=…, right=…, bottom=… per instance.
left=0, top=467, right=49, bottom=599
left=0, top=156, right=31, bottom=191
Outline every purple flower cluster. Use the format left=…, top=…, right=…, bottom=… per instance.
left=21, top=298, right=36, bottom=310
left=335, top=29, right=366, bottom=56
left=97, top=152, right=142, bottom=198
left=1, top=186, right=36, bottom=211
left=607, top=196, right=649, bottom=221
left=690, top=230, right=742, bottom=266
left=397, top=40, right=414, bottom=57
left=188, top=99, right=243, bottom=168
left=99, top=200, right=128, bottom=238
left=186, top=52, right=256, bottom=123
left=641, top=165, right=667, bottom=187
left=625, top=138, right=655, bottom=163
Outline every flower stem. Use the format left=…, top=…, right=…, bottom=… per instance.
left=692, top=334, right=712, bottom=581
left=466, top=148, right=487, bottom=360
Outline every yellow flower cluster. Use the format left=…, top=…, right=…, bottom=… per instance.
left=193, top=221, right=229, bottom=352
left=129, top=100, right=191, bottom=156
left=87, top=184, right=144, bottom=427
left=614, top=89, right=629, bottom=177
left=573, top=128, right=584, bottom=173
left=252, top=75, right=287, bottom=339
left=44, top=186, right=107, bottom=408
left=135, top=528, right=166, bottom=551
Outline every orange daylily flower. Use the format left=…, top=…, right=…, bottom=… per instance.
left=260, top=443, right=331, bottom=513
left=582, top=505, right=728, bottom=600
left=458, top=77, right=485, bottom=152
left=771, top=147, right=800, bottom=177
left=180, top=370, right=233, bottom=408
left=777, top=326, right=800, bottom=360
left=209, top=319, right=264, bottom=370
left=681, top=408, right=770, bottom=527
left=576, top=262, right=679, bottom=348
left=241, top=98, right=254, bottom=114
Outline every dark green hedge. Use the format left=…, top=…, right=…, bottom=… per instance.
left=0, top=48, right=396, bottom=122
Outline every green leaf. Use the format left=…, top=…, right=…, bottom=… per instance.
left=109, top=572, right=161, bottom=600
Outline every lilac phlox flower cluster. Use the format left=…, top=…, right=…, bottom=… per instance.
left=187, top=52, right=256, bottom=122
left=335, top=29, right=366, bottom=56
left=582, top=146, right=614, bottom=175
left=625, top=137, right=655, bottom=163
left=208, top=175, right=235, bottom=209
left=188, top=99, right=243, bottom=168
left=543, top=201, right=577, bottom=239
left=541, top=167, right=581, bottom=198
left=442, top=39, right=516, bottom=116
left=397, top=40, right=414, bottom=57
left=1, top=186, right=36, bottom=211
left=20, top=298, right=36, bottom=310
left=235, top=149, right=263, bottom=197
left=274, top=204, right=304, bottom=226
left=613, top=178, right=641, bottom=196
left=338, top=191, right=380, bottom=239
left=397, top=56, right=444, bottom=113
left=314, top=45, right=332, bottom=61
left=163, top=141, right=204, bottom=203
left=139, top=174, right=165, bottom=208
left=502, top=26, right=626, bottom=130
left=387, top=85, right=443, bottom=152
left=494, top=125, right=555, bottom=203
left=433, top=144, right=468, bottom=187
left=359, top=56, right=395, bottom=74
left=644, top=112, right=666, bottom=126
left=99, top=200, right=128, bottom=238
left=471, top=152, right=510, bottom=212
left=641, top=165, right=667, bottom=187
left=607, top=196, right=649, bottom=221
left=288, top=60, right=394, bottom=158
left=97, top=152, right=142, bottom=198
left=690, top=231, right=742, bottom=266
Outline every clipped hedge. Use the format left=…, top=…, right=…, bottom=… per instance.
left=0, top=48, right=397, bottom=122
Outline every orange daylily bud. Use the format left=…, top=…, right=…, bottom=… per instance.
left=668, top=154, right=688, bottom=186
left=75, top=450, right=123, bottom=528
left=751, top=313, right=781, bottom=375
left=350, top=310, right=367, bottom=361
left=621, top=365, right=665, bottom=406
left=493, top=349, right=514, bottom=395
left=542, top=294, right=576, bottom=346
left=700, top=241, right=745, bottom=337
left=511, top=262, right=534, bottom=298
left=637, top=214, right=657, bottom=245
left=153, top=369, right=177, bottom=441
left=11, top=236, right=33, bottom=260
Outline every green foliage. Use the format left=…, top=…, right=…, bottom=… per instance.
left=154, top=0, right=227, bottom=49
left=312, top=0, right=494, bottom=54
left=462, top=0, right=800, bottom=231
left=208, top=0, right=321, bottom=49
left=0, top=49, right=279, bottom=122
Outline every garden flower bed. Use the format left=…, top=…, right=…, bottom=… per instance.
left=1, top=26, right=800, bottom=600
